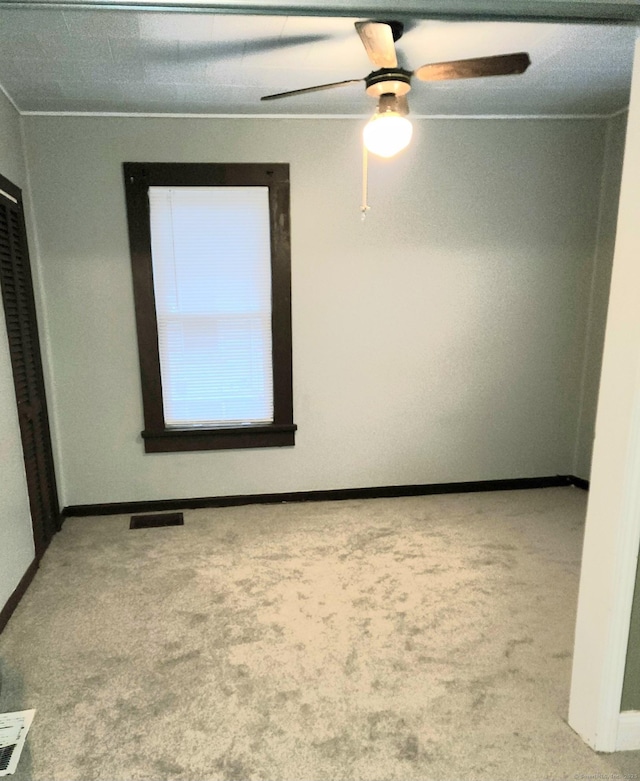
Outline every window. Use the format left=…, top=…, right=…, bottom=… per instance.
left=123, top=163, right=295, bottom=453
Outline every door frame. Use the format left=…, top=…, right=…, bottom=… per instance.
left=567, top=33, right=640, bottom=752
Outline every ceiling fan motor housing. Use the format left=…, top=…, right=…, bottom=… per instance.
left=365, top=68, right=412, bottom=97
left=377, top=93, right=409, bottom=115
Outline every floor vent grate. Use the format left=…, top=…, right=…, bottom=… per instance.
left=129, top=512, right=184, bottom=530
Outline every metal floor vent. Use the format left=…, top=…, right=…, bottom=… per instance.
left=129, top=512, right=184, bottom=530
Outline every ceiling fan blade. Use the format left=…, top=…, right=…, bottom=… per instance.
left=261, top=79, right=363, bottom=101
left=355, top=21, right=397, bottom=69
left=414, top=52, right=531, bottom=82
left=168, top=34, right=333, bottom=63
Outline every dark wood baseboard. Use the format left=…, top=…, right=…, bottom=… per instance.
left=0, top=558, right=39, bottom=636
left=1, top=476, right=586, bottom=629
left=0, top=475, right=589, bottom=636
left=569, top=475, right=590, bottom=490
left=63, top=474, right=585, bottom=518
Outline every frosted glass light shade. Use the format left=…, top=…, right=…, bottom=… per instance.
left=363, top=111, right=413, bottom=158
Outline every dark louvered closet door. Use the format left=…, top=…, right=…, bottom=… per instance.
left=0, top=173, right=59, bottom=557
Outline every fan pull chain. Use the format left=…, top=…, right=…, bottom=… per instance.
left=361, top=143, right=370, bottom=220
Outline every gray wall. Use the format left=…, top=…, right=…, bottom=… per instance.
left=622, top=552, right=640, bottom=710
left=22, top=114, right=606, bottom=507
left=0, top=91, right=36, bottom=610
left=573, top=111, right=628, bottom=480
left=1, top=103, right=635, bottom=719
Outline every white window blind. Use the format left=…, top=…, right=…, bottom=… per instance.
left=148, top=186, right=273, bottom=428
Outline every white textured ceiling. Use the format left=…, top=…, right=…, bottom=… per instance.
left=0, top=7, right=636, bottom=116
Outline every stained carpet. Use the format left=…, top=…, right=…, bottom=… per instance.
left=1, top=487, right=640, bottom=780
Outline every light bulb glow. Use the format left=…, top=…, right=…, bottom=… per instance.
left=363, top=111, right=413, bottom=158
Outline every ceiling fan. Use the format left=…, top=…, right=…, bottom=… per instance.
left=261, top=20, right=531, bottom=157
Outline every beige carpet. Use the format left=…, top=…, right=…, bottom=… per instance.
left=1, top=487, right=640, bottom=780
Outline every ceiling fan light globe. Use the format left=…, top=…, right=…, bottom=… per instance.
left=363, top=112, right=413, bottom=158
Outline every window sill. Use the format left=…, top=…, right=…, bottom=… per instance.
left=141, top=423, right=296, bottom=453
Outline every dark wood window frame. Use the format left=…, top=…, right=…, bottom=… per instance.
left=123, top=162, right=296, bottom=453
